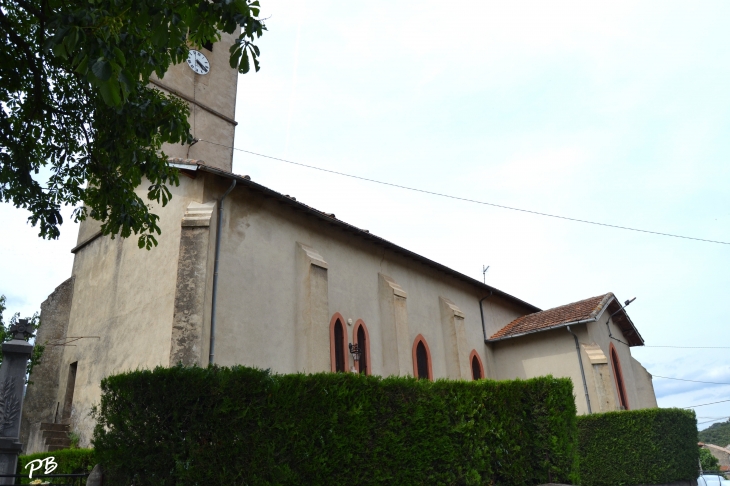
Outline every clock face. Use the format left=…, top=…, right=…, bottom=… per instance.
left=186, top=50, right=210, bottom=75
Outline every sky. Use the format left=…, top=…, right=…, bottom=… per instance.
left=1, top=1, right=729, bottom=430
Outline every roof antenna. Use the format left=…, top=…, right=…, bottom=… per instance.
left=482, top=265, right=490, bottom=284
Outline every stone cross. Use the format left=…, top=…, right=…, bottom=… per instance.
left=0, top=320, right=34, bottom=485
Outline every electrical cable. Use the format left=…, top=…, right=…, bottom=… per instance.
left=683, top=399, right=730, bottom=409
left=198, top=140, right=730, bottom=246
left=643, top=346, right=730, bottom=349
left=698, top=417, right=730, bottom=425
left=653, top=376, right=730, bottom=386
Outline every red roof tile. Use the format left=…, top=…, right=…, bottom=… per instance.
left=490, top=293, right=615, bottom=340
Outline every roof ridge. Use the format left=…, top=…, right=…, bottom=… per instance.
left=589, top=293, right=615, bottom=318
left=515, top=293, right=612, bottom=321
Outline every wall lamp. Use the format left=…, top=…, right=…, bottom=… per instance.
left=348, top=343, right=361, bottom=362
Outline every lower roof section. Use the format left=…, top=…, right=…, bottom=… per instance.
left=488, top=293, right=644, bottom=346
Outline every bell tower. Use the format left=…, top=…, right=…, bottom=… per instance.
left=152, top=30, right=240, bottom=172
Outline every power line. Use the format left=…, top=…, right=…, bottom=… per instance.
left=684, top=399, right=730, bottom=409
left=698, top=417, right=730, bottom=425
left=200, top=140, right=730, bottom=246
left=653, top=375, right=730, bottom=386
left=643, top=346, right=730, bottom=349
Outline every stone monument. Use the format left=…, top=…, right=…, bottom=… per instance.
left=0, top=320, right=34, bottom=485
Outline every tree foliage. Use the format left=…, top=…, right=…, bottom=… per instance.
left=699, top=420, right=730, bottom=449
left=700, top=447, right=721, bottom=471
left=92, top=366, right=579, bottom=485
left=577, top=408, right=699, bottom=486
left=0, top=0, right=265, bottom=248
left=0, top=295, right=44, bottom=382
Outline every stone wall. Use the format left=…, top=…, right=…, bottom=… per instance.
left=20, top=277, right=74, bottom=453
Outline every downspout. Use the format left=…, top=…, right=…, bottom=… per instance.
left=479, top=292, right=493, bottom=343
left=567, top=325, right=592, bottom=414
left=209, top=179, right=237, bottom=365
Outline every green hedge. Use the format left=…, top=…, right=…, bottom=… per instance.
left=578, top=408, right=698, bottom=486
left=18, top=448, right=95, bottom=483
left=92, top=365, right=578, bottom=485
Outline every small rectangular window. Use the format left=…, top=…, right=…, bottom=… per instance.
left=203, top=41, right=213, bottom=52
left=62, top=362, right=78, bottom=422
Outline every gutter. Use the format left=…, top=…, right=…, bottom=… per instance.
left=486, top=317, right=598, bottom=343
left=169, top=162, right=199, bottom=171
left=208, top=179, right=237, bottom=365
left=479, top=292, right=493, bottom=343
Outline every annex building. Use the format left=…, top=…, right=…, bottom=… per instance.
left=20, top=30, right=657, bottom=453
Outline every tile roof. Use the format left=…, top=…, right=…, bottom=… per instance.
left=489, top=293, right=615, bottom=341
left=702, top=443, right=730, bottom=454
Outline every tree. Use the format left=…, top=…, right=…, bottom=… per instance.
left=699, top=420, right=730, bottom=448
left=0, top=295, right=44, bottom=382
left=0, top=0, right=265, bottom=248
left=700, top=447, right=720, bottom=472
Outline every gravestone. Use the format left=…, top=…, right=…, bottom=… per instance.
left=0, top=320, right=34, bottom=485
left=86, top=464, right=103, bottom=486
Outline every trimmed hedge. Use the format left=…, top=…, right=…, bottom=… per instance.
left=18, top=448, right=95, bottom=483
left=93, top=365, right=578, bottom=485
left=577, top=408, right=698, bottom=486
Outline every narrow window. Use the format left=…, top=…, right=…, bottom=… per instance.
left=356, top=324, right=368, bottom=375
left=470, top=350, right=485, bottom=380
left=62, top=362, right=78, bottom=422
left=330, top=313, right=349, bottom=373
left=334, top=319, right=346, bottom=372
left=203, top=41, right=213, bottom=52
left=472, top=356, right=482, bottom=380
left=412, top=335, right=432, bottom=380
left=416, top=342, right=429, bottom=379
left=610, top=346, right=629, bottom=410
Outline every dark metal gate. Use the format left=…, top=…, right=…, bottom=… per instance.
left=0, top=473, right=89, bottom=485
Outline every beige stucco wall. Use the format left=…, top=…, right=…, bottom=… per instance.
left=631, top=356, right=659, bottom=409
left=490, top=309, right=657, bottom=415
left=491, top=326, right=590, bottom=414
left=585, top=312, right=656, bottom=411
left=157, top=29, right=239, bottom=172
left=53, top=176, right=205, bottom=447
left=53, top=25, right=244, bottom=446
left=205, top=174, right=528, bottom=382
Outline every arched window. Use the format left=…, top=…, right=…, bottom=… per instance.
left=353, top=320, right=371, bottom=375
left=610, top=343, right=630, bottom=410
left=469, top=350, right=484, bottom=380
left=330, top=313, right=348, bottom=373
left=411, top=335, right=433, bottom=380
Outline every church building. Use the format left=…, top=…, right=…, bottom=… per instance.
left=20, top=31, right=657, bottom=453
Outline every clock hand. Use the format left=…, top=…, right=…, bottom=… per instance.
left=196, top=60, right=208, bottom=72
